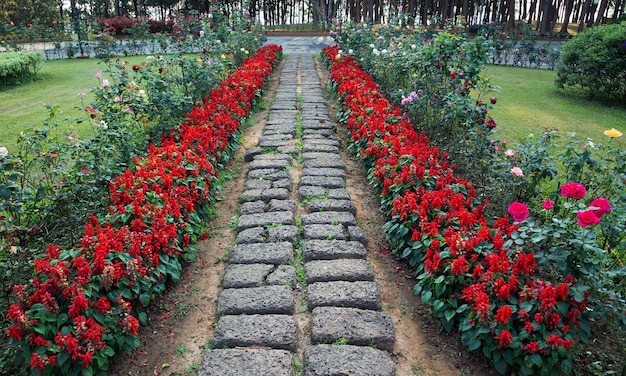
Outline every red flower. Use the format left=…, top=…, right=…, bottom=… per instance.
left=577, top=210, right=601, bottom=228
left=507, top=201, right=529, bottom=222
left=588, top=197, right=611, bottom=218
left=494, top=329, right=513, bottom=348
left=451, top=257, right=469, bottom=276
left=494, top=305, right=513, bottom=325
left=560, top=182, right=586, bottom=199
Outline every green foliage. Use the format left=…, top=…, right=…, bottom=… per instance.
left=556, top=22, right=626, bottom=104
left=0, top=51, right=42, bottom=86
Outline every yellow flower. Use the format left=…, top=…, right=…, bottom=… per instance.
left=604, top=128, right=623, bottom=138
left=221, top=54, right=226, bottom=59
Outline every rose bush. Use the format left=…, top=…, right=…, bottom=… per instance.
left=323, top=45, right=624, bottom=375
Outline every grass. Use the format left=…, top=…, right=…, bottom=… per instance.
left=482, top=65, right=626, bottom=144
left=0, top=55, right=148, bottom=154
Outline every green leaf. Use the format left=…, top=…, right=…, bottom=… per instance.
left=561, top=358, right=572, bottom=374
left=57, top=351, right=69, bottom=367
left=494, top=358, right=508, bottom=374
left=530, top=233, right=546, bottom=243
left=465, top=336, right=481, bottom=351
left=421, top=289, right=432, bottom=304
left=138, top=311, right=148, bottom=326
left=433, top=299, right=444, bottom=312
left=139, top=292, right=151, bottom=306
left=444, top=309, right=456, bottom=322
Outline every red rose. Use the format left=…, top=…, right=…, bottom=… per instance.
left=577, top=210, right=601, bottom=228
left=560, top=182, right=586, bottom=199
left=588, top=197, right=611, bottom=218
left=507, top=201, right=529, bottom=222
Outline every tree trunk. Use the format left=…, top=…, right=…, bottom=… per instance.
left=558, top=0, right=574, bottom=34
left=539, top=0, right=551, bottom=33
left=577, top=0, right=590, bottom=32
left=594, top=0, right=608, bottom=25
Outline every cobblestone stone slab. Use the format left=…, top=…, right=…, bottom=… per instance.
left=302, top=144, right=339, bottom=153
left=304, top=259, right=374, bottom=283
left=236, top=227, right=266, bottom=244
left=300, top=176, right=344, bottom=189
left=348, top=226, right=368, bottom=245
left=304, top=345, right=395, bottom=376
left=298, top=186, right=327, bottom=200
left=238, top=211, right=294, bottom=231
left=302, top=168, right=346, bottom=178
left=272, top=178, right=292, bottom=190
left=277, top=145, right=299, bottom=154
left=302, top=129, right=335, bottom=137
left=252, top=153, right=292, bottom=160
left=301, top=212, right=356, bottom=226
left=303, top=224, right=346, bottom=240
left=217, top=285, right=294, bottom=315
left=222, top=263, right=274, bottom=288
left=268, top=199, right=296, bottom=212
left=310, top=307, right=395, bottom=349
left=307, top=199, right=356, bottom=214
left=302, top=152, right=343, bottom=161
left=230, top=242, right=294, bottom=265
left=267, top=265, right=297, bottom=288
left=244, top=180, right=273, bottom=191
left=240, top=201, right=266, bottom=215
left=213, top=314, right=297, bottom=351
left=259, top=139, right=295, bottom=148
left=304, top=158, right=346, bottom=170
left=248, top=169, right=290, bottom=181
left=270, top=102, right=297, bottom=110
left=268, top=225, right=299, bottom=243
left=302, top=138, right=340, bottom=147
left=244, top=147, right=262, bottom=162
left=260, top=134, right=294, bottom=141
left=199, top=349, right=293, bottom=376
left=261, top=188, right=290, bottom=201
left=302, top=134, right=339, bottom=141
left=302, top=240, right=367, bottom=261
left=307, top=281, right=381, bottom=310
left=249, top=159, right=290, bottom=170
left=327, top=188, right=351, bottom=200
left=263, top=127, right=297, bottom=136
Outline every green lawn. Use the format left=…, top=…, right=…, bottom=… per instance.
left=482, top=65, right=626, bottom=144
left=0, top=56, right=146, bottom=154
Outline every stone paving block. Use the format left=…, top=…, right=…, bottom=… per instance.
left=302, top=144, right=339, bottom=153
left=267, top=265, right=297, bottom=288
left=277, top=145, right=299, bottom=154
left=327, top=188, right=351, bottom=200
left=300, top=176, right=344, bottom=189
left=301, top=138, right=340, bottom=147
left=239, top=189, right=264, bottom=203
left=307, top=281, right=381, bottom=310
left=298, top=186, right=327, bottom=200
left=304, top=158, right=346, bottom=170
left=244, top=147, right=262, bottom=162
left=304, top=259, right=374, bottom=283
left=238, top=211, right=294, bottom=231
left=268, top=225, right=299, bottom=243
left=217, top=285, right=294, bottom=315
left=301, top=212, right=356, bottom=227
left=240, top=201, right=266, bottom=215
left=236, top=227, right=266, bottom=244
left=303, top=224, right=346, bottom=240
left=272, top=178, right=292, bottom=190
left=199, top=349, right=293, bottom=376
left=245, top=179, right=273, bottom=191
left=307, top=199, right=356, bottom=214
left=212, top=314, right=297, bottom=351
left=348, top=226, right=368, bottom=245
left=302, top=134, right=339, bottom=142
left=259, top=139, right=295, bottom=148
left=253, top=153, right=292, bottom=160
left=248, top=169, right=290, bottom=181
left=304, top=345, right=395, bottom=376
left=230, top=242, right=294, bottom=265
left=302, top=152, right=342, bottom=161
left=302, top=129, right=335, bottom=137
left=302, top=168, right=346, bottom=178
left=268, top=199, right=296, bottom=212
left=249, top=159, right=289, bottom=170
left=302, top=240, right=367, bottom=261
left=260, top=134, right=294, bottom=141
left=261, top=188, right=290, bottom=201
left=311, top=306, right=395, bottom=349
left=222, top=263, right=274, bottom=288
left=264, top=127, right=296, bottom=136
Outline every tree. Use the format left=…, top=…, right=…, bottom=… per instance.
left=0, top=0, right=58, bottom=25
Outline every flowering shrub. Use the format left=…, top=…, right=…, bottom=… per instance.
left=321, top=45, right=616, bottom=375
left=4, top=44, right=281, bottom=375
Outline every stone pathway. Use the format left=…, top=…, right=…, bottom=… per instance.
left=199, top=54, right=396, bottom=376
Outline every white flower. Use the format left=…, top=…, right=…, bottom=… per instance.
left=381, top=49, right=388, bottom=54
left=373, top=48, right=380, bottom=56
left=504, top=149, right=516, bottom=157
left=146, top=55, right=154, bottom=60
left=411, top=44, right=416, bottom=49
left=0, top=146, right=8, bottom=158
left=369, top=44, right=375, bottom=48
left=348, top=49, right=353, bottom=54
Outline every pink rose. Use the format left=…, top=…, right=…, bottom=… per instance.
left=577, top=210, right=601, bottom=228
left=508, top=202, right=530, bottom=222
left=95, top=71, right=102, bottom=79
left=588, top=198, right=611, bottom=218
left=510, top=167, right=524, bottom=177
left=102, top=79, right=110, bottom=89
left=560, top=182, right=586, bottom=199
left=542, top=200, right=554, bottom=210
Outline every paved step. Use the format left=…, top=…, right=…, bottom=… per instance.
left=200, top=349, right=293, bottom=376
left=217, top=285, right=294, bottom=315
left=302, top=239, right=367, bottom=261
left=304, top=345, right=395, bottom=376
left=304, top=259, right=375, bottom=283
left=311, top=306, right=395, bottom=349
left=307, top=281, right=382, bottom=310
left=212, top=314, right=298, bottom=351
left=229, top=242, right=294, bottom=264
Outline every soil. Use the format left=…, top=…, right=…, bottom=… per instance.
left=108, top=56, right=500, bottom=376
